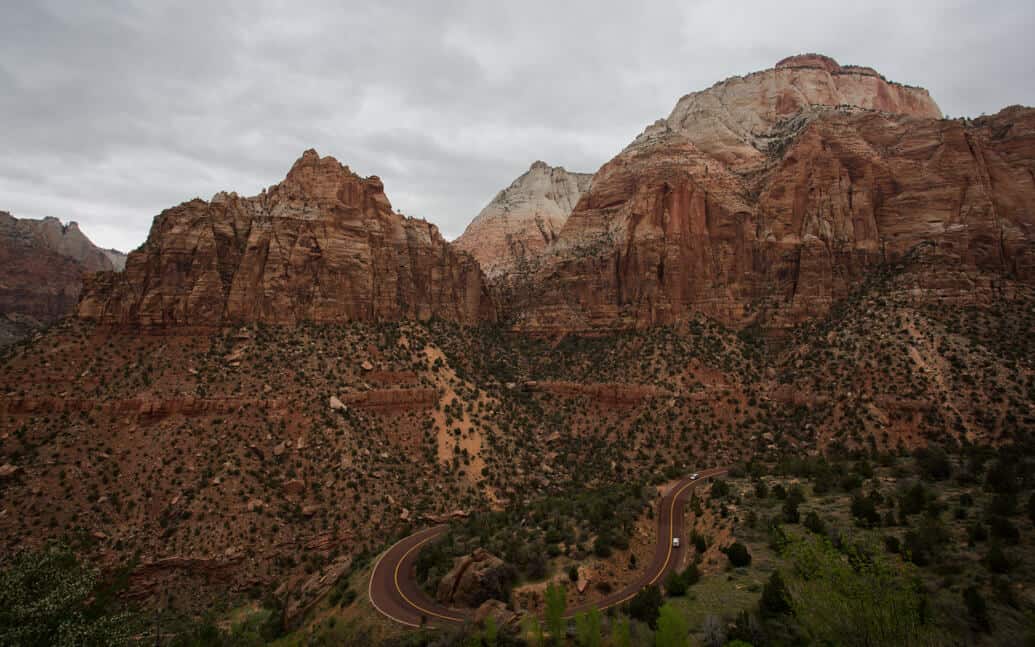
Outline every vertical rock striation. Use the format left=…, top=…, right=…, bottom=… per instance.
left=503, top=56, right=1034, bottom=334
left=79, top=150, right=496, bottom=328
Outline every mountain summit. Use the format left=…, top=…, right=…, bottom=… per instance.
left=454, top=161, right=592, bottom=278
left=501, top=55, right=1032, bottom=334
left=631, top=53, right=942, bottom=171
left=79, top=150, right=496, bottom=327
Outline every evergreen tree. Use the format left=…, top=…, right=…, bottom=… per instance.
left=573, top=608, right=602, bottom=647
left=759, top=571, right=792, bottom=617
left=544, top=582, right=567, bottom=646
left=627, top=585, right=663, bottom=629
left=963, top=586, right=991, bottom=632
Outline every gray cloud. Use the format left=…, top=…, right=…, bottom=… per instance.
left=1, top=0, right=1032, bottom=251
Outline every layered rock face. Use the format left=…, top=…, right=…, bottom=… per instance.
left=454, top=161, right=592, bottom=277
left=78, top=150, right=496, bottom=327
left=0, top=211, right=122, bottom=343
left=505, top=56, right=1034, bottom=334
left=649, top=52, right=942, bottom=172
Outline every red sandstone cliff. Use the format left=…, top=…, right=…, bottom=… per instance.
left=78, top=150, right=496, bottom=327
left=77, top=56, right=1035, bottom=336
left=504, top=56, right=1034, bottom=334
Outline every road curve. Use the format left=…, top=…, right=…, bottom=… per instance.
left=369, top=468, right=728, bottom=628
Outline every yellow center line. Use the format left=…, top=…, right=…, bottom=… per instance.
left=648, top=477, right=697, bottom=586
left=369, top=534, right=424, bottom=628
left=563, top=474, right=710, bottom=617
left=375, top=470, right=726, bottom=626
left=394, top=533, right=467, bottom=623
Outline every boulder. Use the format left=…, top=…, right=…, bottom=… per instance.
left=283, top=479, right=305, bottom=497
left=474, top=599, right=518, bottom=626
left=436, top=548, right=517, bottom=608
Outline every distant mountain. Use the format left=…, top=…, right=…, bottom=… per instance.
left=453, top=161, right=592, bottom=278
left=102, top=248, right=128, bottom=271
left=0, top=211, right=124, bottom=344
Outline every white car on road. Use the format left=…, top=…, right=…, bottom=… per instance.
left=672, top=537, right=680, bottom=547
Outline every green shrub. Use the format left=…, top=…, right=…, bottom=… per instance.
left=725, top=542, right=752, bottom=567
left=0, top=544, right=135, bottom=647
left=987, top=516, right=1020, bottom=545
left=655, top=603, right=690, bottom=647
left=664, top=569, right=687, bottom=596
left=782, top=536, right=942, bottom=645
left=986, top=543, right=1011, bottom=574
left=681, top=563, right=700, bottom=586
left=804, top=511, right=827, bottom=535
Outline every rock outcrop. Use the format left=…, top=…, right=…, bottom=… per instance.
left=474, top=599, right=519, bottom=627
left=436, top=548, right=516, bottom=608
left=504, top=57, right=1035, bottom=334
left=647, top=52, right=942, bottom=172
left=523, top=381, right=661, bottom=406
left=78, top=150, right=496, bottom=328
left=0, top=211, right=123, bottom=344
left=454, top=161, right=592, bottom=278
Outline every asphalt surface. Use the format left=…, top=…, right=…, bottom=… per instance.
left=368, top=468, right=727, bottom=628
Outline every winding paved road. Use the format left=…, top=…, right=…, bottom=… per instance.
left=369, top=468, right=727, bottom=627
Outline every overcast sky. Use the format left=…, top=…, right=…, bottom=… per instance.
left=2, top=1, right=1033, bottom=252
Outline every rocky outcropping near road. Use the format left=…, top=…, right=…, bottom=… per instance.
left=79, top=150, right=497, bottom=328
left=436, top=548, right=516, bottom=608
left=454, top=161, right=592, bottom=278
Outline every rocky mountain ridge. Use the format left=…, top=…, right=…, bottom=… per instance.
left=0, top=211, right=125, bottom=344
left=75, top=55, right=1033, bottom=339
left=498, top=57, right=1034, bottom=335
left=638, top=52, right=942, bottom=171
left=78, top=150, right=496, bottom=328
left=453, top=161, right=592, bottom=278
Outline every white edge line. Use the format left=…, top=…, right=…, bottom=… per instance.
left=371, top=471, right=728, bottom=628
left=368, top=533, right=423, bottom=628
